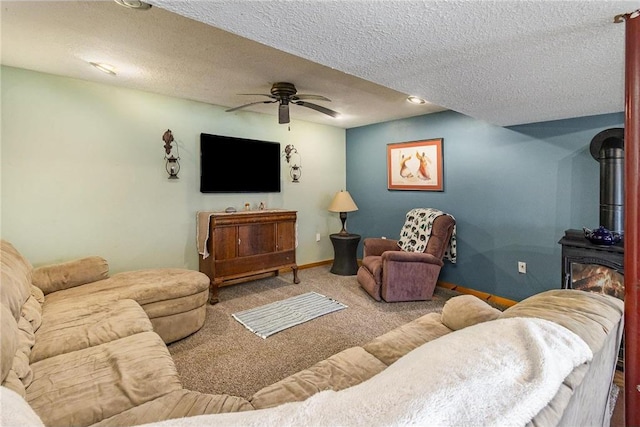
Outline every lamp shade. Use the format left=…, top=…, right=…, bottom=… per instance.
left=328, top=191, right=358, bottom=213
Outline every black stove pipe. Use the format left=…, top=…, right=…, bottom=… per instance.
left=590, top=128, right=625, bottom=235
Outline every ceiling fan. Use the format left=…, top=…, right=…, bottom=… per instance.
left=225, top=82, right=340, bottom=124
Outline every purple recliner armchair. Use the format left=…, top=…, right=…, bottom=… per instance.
left=356, top=212, right=456, bottom=302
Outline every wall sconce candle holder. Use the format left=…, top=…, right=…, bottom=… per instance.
left=283, top=144, right=302, bottom=183
left=163, top=129, right=180, bottom=179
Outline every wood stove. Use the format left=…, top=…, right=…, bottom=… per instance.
left=559, top=229, right=624, bottom=369
left=558, top=127, right=626, bottom=368
left=559, top=229, right=624, bottom=298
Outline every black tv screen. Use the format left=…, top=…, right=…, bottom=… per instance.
left=200, top=133, right=281, bottom=193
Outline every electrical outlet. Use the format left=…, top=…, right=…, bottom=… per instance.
left=316, top=233, right=321, bottom=242
left=518, top=261, right=527, bottom=274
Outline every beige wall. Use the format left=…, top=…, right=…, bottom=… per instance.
left=1, top=66, right=346, bottom=272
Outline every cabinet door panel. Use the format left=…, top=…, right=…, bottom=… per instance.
left=277, top=221, right=296, bottom=252
left=214, top=226, right=237, bottom=260
left=238, top=223, right=275, bottom=257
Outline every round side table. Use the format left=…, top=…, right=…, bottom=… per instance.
left=329, top=233, right=361, bottom=275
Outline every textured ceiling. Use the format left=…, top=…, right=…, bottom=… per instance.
left=0, top=1, right=443, bottom=129
left=152, top=0, right=638, bottom=126
left=2, top=1, right=638, bottom=128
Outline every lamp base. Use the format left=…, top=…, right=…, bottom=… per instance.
left=338, top=212, right=348, bottom=235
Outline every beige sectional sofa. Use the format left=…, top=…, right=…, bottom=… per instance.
left=1, top=239, right=624, bottom=426
left=0, top=239, right=249, bottom=426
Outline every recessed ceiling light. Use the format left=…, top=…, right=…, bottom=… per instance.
left=407, top=96, right=427, bottom=105
left=89, top=62, right=117, bottom=76
left=113, top=0, right=152, bottom=10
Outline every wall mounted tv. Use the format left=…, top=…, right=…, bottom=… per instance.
left=200, top=133, right=281, bottom=193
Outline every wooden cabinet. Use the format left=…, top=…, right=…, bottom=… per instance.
left=199, top=210, right=299, bottom=303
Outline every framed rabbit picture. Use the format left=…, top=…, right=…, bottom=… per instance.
left=387, top=138, right=443, bottom=191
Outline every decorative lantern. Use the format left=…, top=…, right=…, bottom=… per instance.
left=283, top=144, right=302, bottom=183
left=163, top=129, right=180, bottom=179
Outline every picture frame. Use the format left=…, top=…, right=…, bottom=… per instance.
left=387, top=138, right=444, bottom=191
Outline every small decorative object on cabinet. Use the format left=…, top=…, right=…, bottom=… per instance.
left=198, top=210, right=299, bottom=304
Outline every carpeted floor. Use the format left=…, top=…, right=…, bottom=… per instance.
left=168, top=265, right=461, bottom=399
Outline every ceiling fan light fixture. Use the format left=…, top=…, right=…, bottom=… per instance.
left=407, top=95, right=427, bottom=105
left=227, top=82, right=340, bottom=125
left=113, top=0, right=152, bottom=10
left=89, top=62, right=117, bottom=76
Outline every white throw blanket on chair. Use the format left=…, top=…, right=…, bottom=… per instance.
left=397, top=208, right=457, bottom=263
left=143, top=317, right=592, bottom=427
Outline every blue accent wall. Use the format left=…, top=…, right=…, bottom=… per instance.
left=346, top=110, right=624, bottom=301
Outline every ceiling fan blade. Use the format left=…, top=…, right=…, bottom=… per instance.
left=225, top=100, right=276, bottom=113
left=238, top=93, right=276, bottom=99
left=279, top=103, right=290, bottom=124
left=294, top=101, right=340, bottom=118
left=293, top=94, right=332, bottom=102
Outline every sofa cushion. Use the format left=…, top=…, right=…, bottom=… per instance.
left=441, top=295, right=502, bottom=330
left=13, top=317, right=35, bottom=390
left=1, top=240, right=33, bottom=321
left=32, top=256, right=109, bottom=295
left=92, top=389, right=253, bottom=426
left=500, top=289, right=624, bottom=353
left=363, top=312, right=452, bottom=365
left=250, top=346, right=387, bottom=409
left=27, top=331, right=182, bottom=427
left=30, top=285, right=45, bottom=305
left=1, top=305, right=19, bottom=385
left=43, top=268, right=209, bottom=310
left=31, top=299, right=153, bottom=363
left=21, top=295, right=42, bottom=333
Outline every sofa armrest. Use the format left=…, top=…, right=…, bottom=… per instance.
left=363, top=238, right=400, bottom=257
left=32, top=257, right=109, bottom=295
left=381, top=251, right=444, bottom=266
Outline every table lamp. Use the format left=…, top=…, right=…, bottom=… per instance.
left=328, top=191, right=358, bottom=235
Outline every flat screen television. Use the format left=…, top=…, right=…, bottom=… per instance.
left=200, top=133, right=281, bottom=193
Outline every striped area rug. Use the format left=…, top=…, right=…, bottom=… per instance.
left=232, top=292, right=348, bottom=339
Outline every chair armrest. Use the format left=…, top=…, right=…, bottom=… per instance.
left=32, top=256, right=109, bottom=295
left=382, top=251, right=444, bottom=267
left=363, top=238, right=400, bottom=257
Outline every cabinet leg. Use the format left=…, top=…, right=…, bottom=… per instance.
left=208, top=281, right=219, bottom=305
left=292, top=266, right=300, bottom=284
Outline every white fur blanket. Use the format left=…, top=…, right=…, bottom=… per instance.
left=145, top=317, right=592, bottom=427
left=1, top=387, right=45, bottom=427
